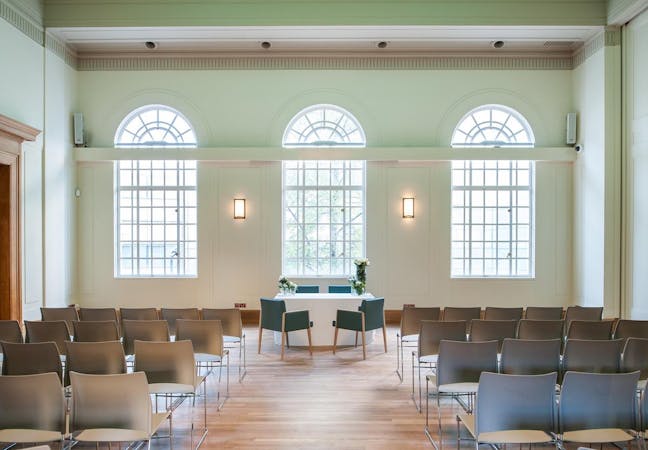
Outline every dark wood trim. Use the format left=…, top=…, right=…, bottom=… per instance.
left=0, top=114, right=40, bottom=323
left=384, top=309, right=401, bottom=325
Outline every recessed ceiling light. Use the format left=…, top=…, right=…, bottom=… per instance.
left=261, top=41, right=271, bottom=49
left=144, top=41, right=157, bottom=50
left=377, top=41, right=388, bottom=49
left=492, top=40, right=504, bottom=49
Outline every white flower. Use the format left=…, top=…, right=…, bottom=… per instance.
left=354, top=258, right=370, bottom=266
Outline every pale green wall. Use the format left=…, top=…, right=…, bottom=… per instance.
left=0, top=15, right=77, bottom=318
left=75, top=68, right=573, bottom=310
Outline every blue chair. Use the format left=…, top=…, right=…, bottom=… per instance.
left=328, top=285, right=352, bottom=294
left=296, top=285, right=319, bottom=294
left=332, top=297, right=386, bottom=359
left=258, top=298, right=312, bottom=359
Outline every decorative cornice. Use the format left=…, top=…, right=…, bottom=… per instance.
left=0, top=114, right=42, bottom=143
left=572, top=31, right=605, bottom=68
left=0, top=0, right=43, bottom=45
left=77, top=54, right=573, bottom=71
left=45, top=32, right=78, bottom=69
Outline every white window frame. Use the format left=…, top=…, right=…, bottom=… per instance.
left=114, top=105, right=198, bottom=278
left=450, top=105, right=535, bottom=279
left=282, top=104, right=366, bottom=148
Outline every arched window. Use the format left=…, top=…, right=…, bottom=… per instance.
left=114, top=105, right=197, bottom=277
left=450, top=105, right=535, bottom=278
left=282, top=104, right=366, bottom=148
left=282, top=105, right=366, bottom=276
left=451, top=104, right=535, bottom=147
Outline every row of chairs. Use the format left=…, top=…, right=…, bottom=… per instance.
left=412, top=321, right=648, bottom=410
left=34, top=306, right=246, bottom=380
left=0, top=339, right=221, bottom=449
left=453, top=371, right=646, bottom=450
left=397, top=305, right=607, bottom=379
left=423, top=339, right=648, bottom=449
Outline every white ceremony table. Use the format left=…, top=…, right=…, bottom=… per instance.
left=273, top=293, right=376, bottom=347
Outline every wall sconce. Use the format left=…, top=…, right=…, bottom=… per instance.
left=402, top=197, right=415, bottom=218
left=234, top=198, right=246, bottom=219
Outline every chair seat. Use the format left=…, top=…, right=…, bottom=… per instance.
left=0, top=428, right=62, bottom=444
left=223, top=336, right=241, bottom=344
left=419, top=354, right=438, bottom=364
left=562, top=429, right=634, bottom=444
left=148, top=375, right=205, bottom=395
left=401, top=334, right=418, bottom=343
left=427, top=375, right=479, bottom=393
left=195, top=353, right=223, bottom=363
left=458, top=414, right=554, bottom=445
left=75, top=428, right=149, bottom=442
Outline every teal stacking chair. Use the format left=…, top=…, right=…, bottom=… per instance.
left=328, top=285, right=352, bottom=293
left=295, top=285, right=319, bottom=294
left=332, top=297, right=386, bottom=360
left=258, top=298, right=313, bottom=360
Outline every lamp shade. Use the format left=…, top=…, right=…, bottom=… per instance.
left=402, top=197, right=415, bottom=218
left=234, top=198, right=246, bottom=219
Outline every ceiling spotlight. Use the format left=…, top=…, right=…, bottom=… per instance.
left=492, top=40, right=505, bottom=49
left=377, top=41, right=388, bottom=49
left=144, top=41, right=157, bottom=50
left=261, top=41, right=271, bottom=49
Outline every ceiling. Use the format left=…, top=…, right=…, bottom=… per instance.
left=48, top=25, right=603, bottom=57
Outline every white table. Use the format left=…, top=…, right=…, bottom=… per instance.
left=273, top=293, right=375, bottom=347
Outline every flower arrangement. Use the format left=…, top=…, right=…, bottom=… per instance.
left=278, top=276, right=297, bottom=294
left=349, top=258, right=370, bottom=295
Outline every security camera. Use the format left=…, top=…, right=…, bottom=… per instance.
left=574, top=144, right=583, bottom=152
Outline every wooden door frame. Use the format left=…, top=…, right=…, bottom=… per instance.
left=0, top=114, right=40, bottom=322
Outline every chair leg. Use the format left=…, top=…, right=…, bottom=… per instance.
left=286, top=332, right=290, bottom=348
left=355, top=331, right=358, bottom=347
left=281, top=331, right=286, bottom=360
left=257, top=324, right=263, bottom=354
left=333, top=326, right=339, bottom=354
left=382, top=325, right=387, bottom=352
left=361, top=331, right=366, bottom=360
left=307, top=327, right=313, bottom=356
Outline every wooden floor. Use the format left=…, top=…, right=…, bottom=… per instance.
left=160, top=325, right=430, bottom=449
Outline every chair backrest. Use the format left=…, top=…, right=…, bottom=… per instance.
left=360, top=297, right=385, bottom=331
left=0, top=372, right=65, bottom=434
left=72, top=320, right=120, bottom=342
left=620, top=337, right=648, bottom=380
left=78, top=307, right=119, bottom=322
left=563, top=306, right=603, bottom=334
left=0, top=319, right=23, bottom=343
left=475, top=372, right=557, bottom=436
left=559, top=371, right=639, bottom=432
left=437, top=340, right=498, bottom=386
left=121, top=320, right=170, bottom=355
left=469, top=320, right=518, bottom=351
left=201, top=308, right=243, bottom=338
left=516, top=319, right=564, bottom=340
left=328, top=285, right=352, bottom=293
left=134, top=340, right=196, bottom=386
left=566, top=320, right=614, bottom=340
left=70, top=371, right=151, bottom=435
left=296, top=285, right=319, bottom=294
left=0, top=341, right=63, bottom=381
left=483, top=307, right=523, bottom=321
left=24, top=320, right=71, bottom=356
left=442, top=307, right=482, bottom=321
left=500, top=338, right=562, bottom=375
left=40, top=306, right=78, bottom=335
left=119, top=307, right=159, bottom=321
left=614, top=320, right=648, bottom=340
left=260, top=298, right=287, bottom=332
left=418, top=320, right=467, bottom=357
left=160, top=308, right=200, bottom=333
left=524, top=307, right=564, bottom=320
left=64, top=341, right=127, bottom=386
left=176, top=319, right=224, bottom=356
left=400, top=307, right=441, bottom=337
left=562, top=339, right=624, bottom=374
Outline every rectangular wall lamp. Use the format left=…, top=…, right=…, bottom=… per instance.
left=402, top=197, right=415, bottom=218
left=234, top=198, right=246, bottom=219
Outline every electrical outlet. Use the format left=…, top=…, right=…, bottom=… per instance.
left=234, top=303, right=246, bottom=308
left=403, top=304, right=415, bottom=308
